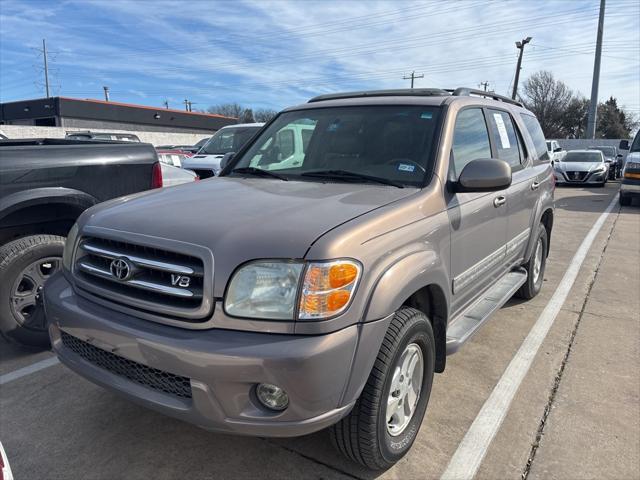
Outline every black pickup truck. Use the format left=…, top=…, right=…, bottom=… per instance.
left=0, top=139, right=161, bottom=347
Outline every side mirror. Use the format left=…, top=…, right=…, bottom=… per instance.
left=220, top=152, right=236, bottom=171
left=619, top=140, right=630, bottom=150
left=455, top=158, right=512, bottom=193
left=617, top=153, right=624, bottom=158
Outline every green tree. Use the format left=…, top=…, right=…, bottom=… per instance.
left=595, top=97, right=637, bottom=139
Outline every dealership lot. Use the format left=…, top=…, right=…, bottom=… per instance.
left=0, top=183, right=638, bottom=480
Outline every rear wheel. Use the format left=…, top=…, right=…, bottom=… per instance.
left=516, top=224, right=548, bottom=299
left=0, top=235, right=64, bottom=348
left=330, top=307, right=435, bottom=470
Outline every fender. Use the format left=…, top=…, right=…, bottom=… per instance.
left=0, top=187, right=98, bottom=223
left=365, top=250, right=450, bottom=322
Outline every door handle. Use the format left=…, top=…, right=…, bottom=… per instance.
left=493, top=196, right=506, bottom=207
left=531, top=181, right=540, bottom=191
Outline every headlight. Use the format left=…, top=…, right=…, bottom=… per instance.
left=225, top=261, right=303, bottom=319
left=62, top=222, right=80, bottom=271
left=625, top=161, right=640, bottom=172
left=224, top=259, right=362, bottom=320
left=298, top=260, right=361, bottom=320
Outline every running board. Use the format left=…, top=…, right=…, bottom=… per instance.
left=446, top=268, right=527, bottom=355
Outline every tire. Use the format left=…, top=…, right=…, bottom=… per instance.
left=330, top=307, right=435, bottom=470
left=0, top=235, right=65, bottom=348
left=620, top=194, right=631, bottom=206
left=516, top=224, right=548, bottom=300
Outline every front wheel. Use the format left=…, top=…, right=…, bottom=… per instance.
left=0, top=235, right=65, bottom=348
left=330, top=307, right=435, bottom=470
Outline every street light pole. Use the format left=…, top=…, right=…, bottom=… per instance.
left=586, top=0, right=606, bottom=139
left=511, top=36, right=532, bottom=100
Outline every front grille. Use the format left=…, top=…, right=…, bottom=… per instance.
left=565, top=171, right=588, bottom=182
left=61, top=331, right=192, bottom=399
left=74, top=236, right=204, bottom=315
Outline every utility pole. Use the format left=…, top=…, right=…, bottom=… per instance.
left=586, top=0, right=606, bottom=139
left=184, top=99, right=189, bottom=111
left=103, top=86, right=110, bottom=102
left=163, top=100, right=169, bottom=109
left=42, top=39, right=50, bottom=98
left=187, top=101, right=194, bottom=112
left=511, top=36, right=532, bottom=100
left=479, top=81, right=490, bottom=92
left=403, top=71, right=424, bottom=89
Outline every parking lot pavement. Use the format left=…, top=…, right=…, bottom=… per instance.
left=0, top=182, right=637, bottom=480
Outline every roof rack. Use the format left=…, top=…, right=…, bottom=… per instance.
left=307, top=88, right=450, bottom=103
left=307, top=87, right=525, bottom=108
left=448, top=88, right=524, bottom=107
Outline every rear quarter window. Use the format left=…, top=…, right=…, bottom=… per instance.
left=520, top=114, right=550, bottom=163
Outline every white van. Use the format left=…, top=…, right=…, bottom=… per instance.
left=182, top=123, right=264, bottom=178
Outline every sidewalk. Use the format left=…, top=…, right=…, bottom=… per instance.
left=528, top=204, right=640, bottom=480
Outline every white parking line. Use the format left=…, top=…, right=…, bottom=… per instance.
left=0, top=356, right=59, bottom=385
left=441, top=193, right=619, bottom=480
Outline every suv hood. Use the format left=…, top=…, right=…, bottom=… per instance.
left=81, top=177, right=416, bottom=292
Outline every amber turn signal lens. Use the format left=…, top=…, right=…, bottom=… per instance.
left=329, top=264, right=358, bottom=288
left=327, top=290, right=351, bottom=310
left=298, top=260, right=361, bottom=319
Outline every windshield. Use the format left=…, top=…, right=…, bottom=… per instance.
left=546, top=141, right=551, bottom=150
left=227, top=106, right=441, bottom=187
left=631, top=131, right=640, bottom=152
left=201, top=127, right=261, bottom=155
left=563, top=151, right=603, bottom=163
left=588, top=146, right=615, bottom=157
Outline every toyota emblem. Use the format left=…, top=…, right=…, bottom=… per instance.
left=109, top=257, right=132, bottom=281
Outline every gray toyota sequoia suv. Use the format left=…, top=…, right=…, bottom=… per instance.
left=45, top=88, right=554, bottom=470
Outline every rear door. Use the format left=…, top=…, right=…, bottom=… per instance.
left=447, top=107, right=509, bottom=316
left=487, top=109, right=539, bottom=266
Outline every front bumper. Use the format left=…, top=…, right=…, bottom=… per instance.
left=45, top=273, right=388, bottom=437
left=620, top=179, right=640, bottom=197
left=554, top=170, right=607, bottom=184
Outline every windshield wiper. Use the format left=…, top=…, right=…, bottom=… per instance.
left=300, top=170, right=404, bottom=188
left=231, top=167, right=288, bottom=181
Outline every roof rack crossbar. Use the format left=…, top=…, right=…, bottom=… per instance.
left=448, top=88, right=524, bottom=107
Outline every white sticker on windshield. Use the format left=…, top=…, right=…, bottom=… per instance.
left=493, top=113, right=511, bottom=149
left=398, top=163, right=415, bottom=172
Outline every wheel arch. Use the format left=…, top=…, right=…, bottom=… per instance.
left=0, top=188, right=97, bottom=245
left=364, top=251, right=450, bottom=373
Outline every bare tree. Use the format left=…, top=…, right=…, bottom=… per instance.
left=207, top=103, right=244, bottom=119
left=254, top=108, right=278, bottom=123
left=520, top=71, right=573, bottom=138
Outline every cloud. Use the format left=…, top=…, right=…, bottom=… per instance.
left=1, top=0, right=638, bottom=112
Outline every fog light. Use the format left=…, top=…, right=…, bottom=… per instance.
left=256, top=383, right=289, bottom=411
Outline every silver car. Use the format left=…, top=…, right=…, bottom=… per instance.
left=553, top=150, right=609, bottom=187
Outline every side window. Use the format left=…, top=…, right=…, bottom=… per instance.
left=276, top=129, right=295, bottom=158
left=521, top=114, right=550, bottom=163
left=451, top=108, right=492, bottom=177
left=487, top=109, right=522, bottom=169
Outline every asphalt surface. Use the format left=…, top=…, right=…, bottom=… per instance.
left=1, top=182, right=638, bottom=480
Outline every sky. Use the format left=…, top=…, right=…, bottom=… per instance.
left=0, top=0, right=638, bottom=115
